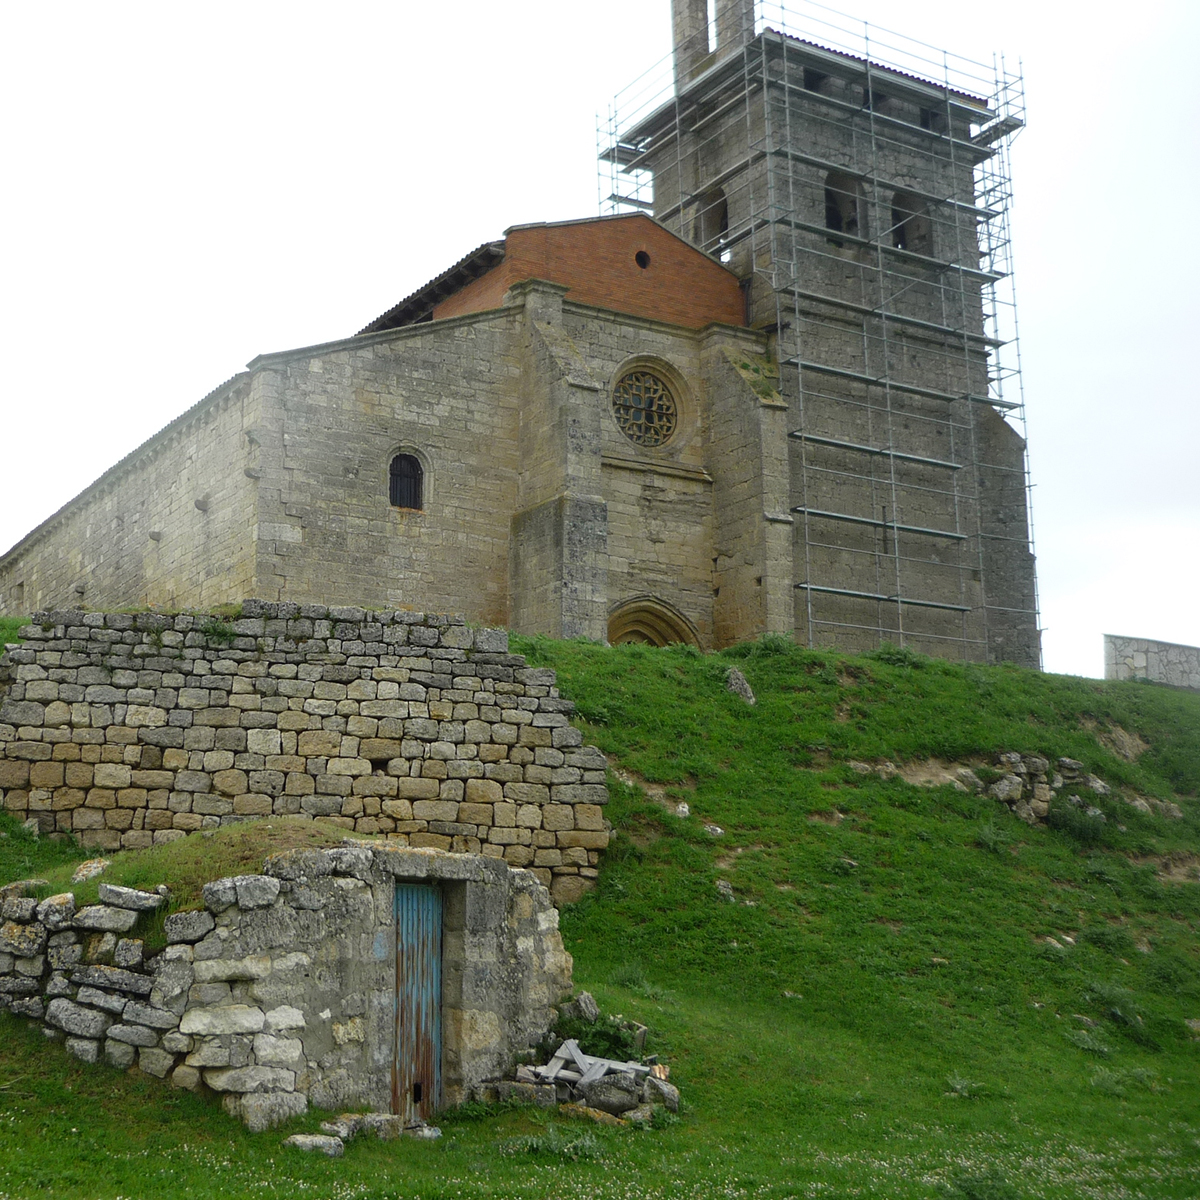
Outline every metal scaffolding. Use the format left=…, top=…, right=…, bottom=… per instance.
left=599, top=0, right=1040, bottom=664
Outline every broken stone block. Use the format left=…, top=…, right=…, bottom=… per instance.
left=1, top=897, right=38, bottom=922
left=405, top=1124, right=441, bottom=1140
left=283, top=1134, right=342, bottom=1156
left=36, top=894, right=77, bottom=930
left=319, top=1115, right=362, bottom=1140
left=955, top=768, right=983, bottom=792
left=495, top=1080, right=557, bottom=1107
left=642, top=1074, right=680, bottom=1112
left=171, top=1064, right=202, bottom=1091
left=65, top=1036, right=102, bottom=1063
left=241, top=1091, right=307, bottom=1132
left=98, top=884, right=164, bottom=912
left=73, top=905, right=139, bottom=934
left=725, top=668, right=756, bottom=705
left=138, top=1048, right=175, bottom=1078
left=577, top=1071, right=640, bottom=1115
left=358, top=1113, right=405, bottom=1140
left=105, top=1039, right=137, bottom=1069
left=559, top=991, right=600, bottom=1024
left=0, top=921, right=47, bottom=957
left=234, top=875, right=281, bottom=909
left=71, top=859, right=110, bottom=883
left=164, top=910, right=215, bottom=944
left=557, top=1102, right=626, bottom=1127
left=46, top=997, right=114, bottom=1039
left=987, top=774, right=1024, bottom=804
left=624, top=1103, right=656, bottom=1125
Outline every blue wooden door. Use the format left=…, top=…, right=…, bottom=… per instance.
left=393, top=885, right=442, bottom=1122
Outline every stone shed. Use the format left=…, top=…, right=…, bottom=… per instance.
left=0, top=843, right=573, bottom=1129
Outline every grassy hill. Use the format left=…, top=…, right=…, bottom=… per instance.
left=2, top=636, right=1199, bottom=1198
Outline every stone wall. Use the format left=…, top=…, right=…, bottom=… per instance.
left=0, top=603, right=609, bottom=906
left=0, top=844, right=573, bottom=1129
left=0, top=374, right=258, bottom=614
left=1105, top=634, right=1200, bottom=692
left=247, top=310, right=522, bottom=625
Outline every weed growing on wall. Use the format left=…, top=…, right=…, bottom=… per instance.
left=198, top=617, right=238, bottom=647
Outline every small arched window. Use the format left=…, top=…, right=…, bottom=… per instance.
left=389, top=453, right=423, bottom=510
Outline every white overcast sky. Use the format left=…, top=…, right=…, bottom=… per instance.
left=1, top=1, right=1196, bottom=680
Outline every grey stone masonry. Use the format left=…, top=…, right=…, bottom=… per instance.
left=0, top=603, right=609, bottom=906
left=1105, top=634, right=1200, bottom=692
left=0, top=845, right=574, bottom=1129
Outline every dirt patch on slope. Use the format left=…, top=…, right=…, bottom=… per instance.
left=847, top=758, right=982, bottom=791
left=1082, top=719, right=1149, bottom=763
left=1135, top=852, right=1200, bottom=884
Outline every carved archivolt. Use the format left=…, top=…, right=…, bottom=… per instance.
left=607, top=595, right=700, bottom=647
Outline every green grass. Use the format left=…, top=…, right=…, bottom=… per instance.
left=0, top=818, right=361, bottom=954
left=2, top=638, right=1200, bottom=1198
left=22, top=816, right=356, bottom=910
left=0, top=616, right=25, bottom=646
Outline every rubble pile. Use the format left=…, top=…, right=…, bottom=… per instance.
left=490, top=993, right=679, bottom=1126
left=984, top=753, right=1181, bottom=825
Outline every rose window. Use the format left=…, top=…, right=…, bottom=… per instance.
left=611, top=370, right=678, bottom=447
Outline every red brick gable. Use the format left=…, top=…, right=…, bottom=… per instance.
left=431, top=214, right=745, bottom=329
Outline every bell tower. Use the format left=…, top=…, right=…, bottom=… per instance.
left=601, top=2, right=1039, bottom=666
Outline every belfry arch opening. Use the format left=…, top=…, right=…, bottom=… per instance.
left=891, top=190, right=932, bottom=255
left=824, top=171, right=864, bottom=246
left=607, top=597, right=701, bottom=648
left=694, top=188, right=730, bottom=258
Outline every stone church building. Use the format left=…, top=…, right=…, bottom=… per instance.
left=0, top=1, right=1039, bottom=666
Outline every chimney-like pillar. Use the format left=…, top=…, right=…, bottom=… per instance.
left=715, top=0, right=755, bottom=54
left=672, top=0, right=710, bottom=89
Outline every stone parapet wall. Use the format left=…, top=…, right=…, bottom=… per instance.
left=1105, top=634, right=1200, bottom=692
left=0, top=602, right=608, bottom=906
left=0, top=845, right=573, bottom=1129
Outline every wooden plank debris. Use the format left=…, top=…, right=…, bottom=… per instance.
left=532, top=1039, right=652, bottom=1088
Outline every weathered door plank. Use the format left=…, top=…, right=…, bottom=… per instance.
left=392, top=884, right=442, bottom=1123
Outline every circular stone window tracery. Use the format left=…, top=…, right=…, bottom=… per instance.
left=612, top=369, right=678, bottom=448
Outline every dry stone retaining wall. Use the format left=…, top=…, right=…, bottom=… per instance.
left=0, top=602, right=608, bottom=906
left=0, top=845, right=573, bottom=1129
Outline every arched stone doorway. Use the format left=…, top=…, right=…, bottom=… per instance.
left=607, top=597, right=701, bottom=648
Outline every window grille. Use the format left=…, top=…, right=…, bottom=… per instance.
left=389, top=454, right=423, bottom=509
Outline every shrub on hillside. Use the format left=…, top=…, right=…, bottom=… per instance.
left=866, top=642, right=928, bottom=669
left=1045, top=799, right=1107, bottom=847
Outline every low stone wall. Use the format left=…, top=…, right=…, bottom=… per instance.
left=0, top=603, right=608, bottom=905
left=0, top=845, right=573, bottom=1129
left=1105, top=634, right=1200, bottom=692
